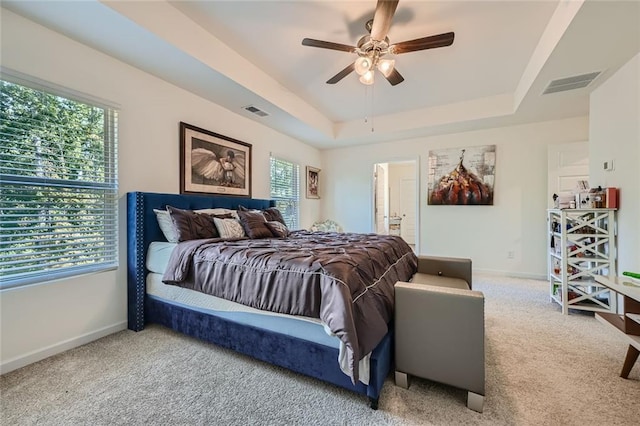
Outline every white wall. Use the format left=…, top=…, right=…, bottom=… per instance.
left=0, top=10, right=321, bottom=372
left=322, top=117, right=589, bottom=278
left=4, top=6, right=633, bottom=374
left=589, top=53, right=640, bottom=272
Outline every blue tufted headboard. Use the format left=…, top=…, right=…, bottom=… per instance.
left=126, top=191, right=276, bottom=331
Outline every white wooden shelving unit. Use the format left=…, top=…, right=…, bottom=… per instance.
left=547, top=208, right=617, bottom=315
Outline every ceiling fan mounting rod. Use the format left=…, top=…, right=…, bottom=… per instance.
left=356, top=35, right=389, bottom=62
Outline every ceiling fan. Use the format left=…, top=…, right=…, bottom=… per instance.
left=301, top=0, right=454, bottom=86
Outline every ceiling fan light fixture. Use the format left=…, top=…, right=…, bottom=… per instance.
left=377, top=59, right=395, bottom=77
left=355, top=56, right=373, bottom=76
left=302, top=0, right=455, bottom=87
left=359, top=70, right=375, bottom=85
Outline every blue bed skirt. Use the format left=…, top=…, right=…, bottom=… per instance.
left=127, top=192, right=393, bottom=407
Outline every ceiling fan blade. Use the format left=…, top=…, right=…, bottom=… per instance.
left=302, top=38, right=356, bottom=53
left=383, top=68, right=405, bottom=86
left=390, top=32, right=455, bottom=54
left=326, top=63, right=356, bottom=84
left=370, top=0, right=399, bottom=41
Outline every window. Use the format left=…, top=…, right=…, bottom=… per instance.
left=269, top=156, right=299, bottom=229
left=0, top=74, right=118, bottom=289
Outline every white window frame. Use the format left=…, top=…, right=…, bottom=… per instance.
left=269, top=156, right=300, bottom=229
left=0, top=69, right=119, bottom=289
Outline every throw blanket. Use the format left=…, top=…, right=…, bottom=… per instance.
left=162, top=230, right=417, bottom=383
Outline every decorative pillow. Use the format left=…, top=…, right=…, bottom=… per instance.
left=166, top=206, right=219, bottom=242
left=310, top=219, right=343, bottom=233
left=154, top=209, right=179, bottom=243
left=209, top=212, right=234, bottom=220
left=263, top=207, right=286, bottom=225
left=237, top=209, right=273, bottom=239
left=265, top=220, right=289, bottom=238
left=238, top=205, right=286, bottom=225
left=195, top=208, right=239, bottom=219
left=213, top=217, right=247, bottom=239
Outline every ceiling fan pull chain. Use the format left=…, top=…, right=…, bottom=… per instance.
left=371, top=85, right=375, bottom=133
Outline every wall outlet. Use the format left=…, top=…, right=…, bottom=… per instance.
left=507, top=251, right=515, bottom=259
left=603, top=160, right=614, bottom=171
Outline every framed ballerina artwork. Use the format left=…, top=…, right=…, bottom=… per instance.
left=179, top=122, right=252, bottom=197
left=306, top=166, right=320, bottom=199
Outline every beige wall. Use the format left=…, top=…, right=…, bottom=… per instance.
left=0, top=10, right=321, bottom=372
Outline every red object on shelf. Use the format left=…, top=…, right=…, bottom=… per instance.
left=606, top=187, right=618, bottom=208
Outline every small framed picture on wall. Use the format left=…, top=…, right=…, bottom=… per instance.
left=306, top=166, right=320, bottom=199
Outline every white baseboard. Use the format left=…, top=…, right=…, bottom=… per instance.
left=474, top=268, right=547, bottom=281
left=1, top=321, right=127, bottom=375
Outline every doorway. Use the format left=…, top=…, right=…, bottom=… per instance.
left=373, top=160, right=419, bottom=251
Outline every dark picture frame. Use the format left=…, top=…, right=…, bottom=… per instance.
left=180, top=122, right=252, bottom=197
left=306, top=166, right=320, bottom=199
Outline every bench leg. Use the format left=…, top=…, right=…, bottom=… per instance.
left=621, top=345, right=639, bottom=379
left=467, top=391, right=484, bottom=413
left=395, top=371, right=409, bottom=389
left=368, top=397, right=379, bottom=410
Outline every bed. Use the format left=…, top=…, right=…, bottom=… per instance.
left=127, top=191, right=417, bottom=408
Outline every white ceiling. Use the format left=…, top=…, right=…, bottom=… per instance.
left=3, top=0, right=639, bottom=149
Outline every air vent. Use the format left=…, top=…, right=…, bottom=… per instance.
left=543, top=71, right=601, bottom=95
left=243, top=105, right=269, bottom=117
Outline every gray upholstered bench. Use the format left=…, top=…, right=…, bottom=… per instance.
left=394, top=256, right=485, bottom=412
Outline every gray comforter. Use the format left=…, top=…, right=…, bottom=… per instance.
left=162, top=230, right=417, bottom=383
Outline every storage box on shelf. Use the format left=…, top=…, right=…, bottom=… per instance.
left=547, top=208, right=617, bottom=315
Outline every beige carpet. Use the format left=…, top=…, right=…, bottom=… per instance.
left=1, top=274, right=639, bottom=425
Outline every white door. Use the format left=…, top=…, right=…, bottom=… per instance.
left=399, top=178, right=416, bottom=245
left=548, top=141, right=589, bottom=208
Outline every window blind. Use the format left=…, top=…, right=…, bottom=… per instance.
left=269, top=156, right=299, bottom=229
left=0, top=78, right=119, bottom=289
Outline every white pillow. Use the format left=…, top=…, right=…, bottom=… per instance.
left=146, top=241, right=177, bottom=273
left=153, top=209, right=178, bottom=243
left=213, top=217, right=246, bottom=239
